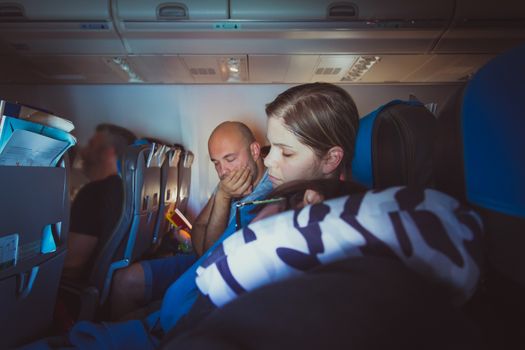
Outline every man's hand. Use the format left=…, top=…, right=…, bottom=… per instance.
left=218, top=166, right=253, bottom=200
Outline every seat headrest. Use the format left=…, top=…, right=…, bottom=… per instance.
left=352, top=100, right=437, bottom=188
left=462, top=43, right=525, bottom=219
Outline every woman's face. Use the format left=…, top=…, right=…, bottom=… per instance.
left=264, top=117, right=324, bottom=187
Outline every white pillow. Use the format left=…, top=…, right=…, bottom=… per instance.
left=196, top=187, right=483, bottom=307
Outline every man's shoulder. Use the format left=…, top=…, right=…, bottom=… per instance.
left=74, top=175, right=122, bottom=202
left=103, top=174, right=123, bottom=187
left=251, top=170, right=273, bottom=198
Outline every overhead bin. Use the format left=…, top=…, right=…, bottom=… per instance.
left=434, top=0, right=525, bottom=53
left=114, top=0, right=229, bottom=54
left=114, top=0, right=455, bottom=54
left=0, top=0, right=126, bottom=55
left=230, top=0, right=452, bottom=22
left=115, top=0, right=228, bottom=21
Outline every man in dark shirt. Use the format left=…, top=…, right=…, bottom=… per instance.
left=63, top=124, right=136, bottom=278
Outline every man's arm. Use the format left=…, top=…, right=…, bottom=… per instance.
left=191, top=167, right=252, bottom=256
left=63, top=232, right=98, bottom=279
left=191, top=192, right=229, bottom=256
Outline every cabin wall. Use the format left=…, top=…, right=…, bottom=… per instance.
left=0, top=83, right=462, bottom=219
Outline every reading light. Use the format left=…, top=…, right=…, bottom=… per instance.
left=342, top=56, right=380, bottom=82
left=227, top=57, right=240, bottom=73
left=111, top=57, right=144, bottom=83
left=217, top=56, right=246, bottom=82
left=225, top=57, right=242, bottom=82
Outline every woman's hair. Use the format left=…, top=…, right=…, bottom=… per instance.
left=265, top=83, right=359, bottom=179
left=255, top=178, right=367, bottom=214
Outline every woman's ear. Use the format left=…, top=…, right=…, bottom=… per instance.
left=250, top=141, right=261, bottom=160
left=321, top=146, right=344, bottom=176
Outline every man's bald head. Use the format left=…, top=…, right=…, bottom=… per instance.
left=208, top=121, right=262, bottom=183
left=209, top=121, right=256, bottom=149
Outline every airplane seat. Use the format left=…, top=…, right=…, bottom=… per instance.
left=177, top=150, right=194, bottom=216
left=351, top=100, right=437, bottom=188
left=154, top=147, right=183, bottom=246
left=458, top=43, right=525, bottom=349
left=61, top=141, right=163, bottom=321
left=143, top=145, right=183, bottom=259
left=0, top=119, right=74, bottom=347
left=130, top=140, right=169, bottom=258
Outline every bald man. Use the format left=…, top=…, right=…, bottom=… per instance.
left=110, top=121, right=272, bottom=320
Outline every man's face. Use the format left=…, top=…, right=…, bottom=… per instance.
left=81, top=131, right=109, bottom=175
left=209, top=133, right=257, bottom=183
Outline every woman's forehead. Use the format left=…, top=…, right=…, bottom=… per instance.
left=266, top=118, right=297, bottom=146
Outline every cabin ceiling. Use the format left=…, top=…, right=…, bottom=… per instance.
left=0, top=0, right=524, bottom=85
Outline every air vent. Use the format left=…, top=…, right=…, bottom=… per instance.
left=328, top=2, right=357, bottom=19
left=342, top=56, right=380, bottom=82
left=315, top=67, right=342, bottom=75
left=157, top=3, right=188, bottom=20
left=189, top=68, right=216, bottom=75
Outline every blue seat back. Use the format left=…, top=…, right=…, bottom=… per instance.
left=0, top=103, right=74, bottom=347
left=458, top=43, right=525, bottom=348
left=88, top=142, right=162, bottom=308
left=352, top=100, right=437, bottom=188
left=463, top=44, right=525, bottom=220
left=0, top=163, right=70, bottom=348
left=461, top=43, right=525, bottom=284
left=177, top=150, right=194, bottom=215
left=154, top=147, right=182, bottom=243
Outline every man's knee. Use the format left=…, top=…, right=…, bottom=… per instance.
left=113, top=263, right=145, bottom=295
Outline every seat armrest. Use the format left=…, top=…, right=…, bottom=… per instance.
left=59, top=278, right=100, bottom=321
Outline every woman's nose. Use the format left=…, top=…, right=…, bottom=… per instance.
left=263, top=149, right=276, bottom=169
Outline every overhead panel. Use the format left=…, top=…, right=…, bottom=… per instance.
left=250, top=55, right=332, bottom=83
left=404, top=54, right=495, bottom=82
left=284, top=55, right=320, bottom=83
left=0, top=0, right=126, bottom=55
left=310, top=55, right=358, bottom=83
left=434, top=0, right=525, bottom=53
left=357, top=55, right=432, bottom=83
left=248, top=55, right=291, bottom=83
left=18, top=55, right=130, bottom=83
left=126, top=56, right=194, bottom=83
left=180, top=55, right=248, bottom=83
